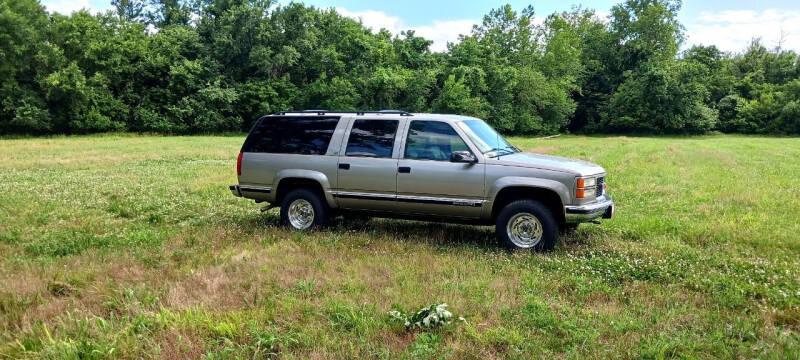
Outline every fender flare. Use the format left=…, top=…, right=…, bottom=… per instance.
left=274, top=169, right=337, bottom=208
left=485, top=176, right=571, bottom=217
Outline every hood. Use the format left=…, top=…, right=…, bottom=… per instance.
left=491, top=152, right=606, bottom=176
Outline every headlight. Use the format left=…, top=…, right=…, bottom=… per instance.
left=576, top=177, right=596, bottom=189
left=576, top=177, right=597, bottom=199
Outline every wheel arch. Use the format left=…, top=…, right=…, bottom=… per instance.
left=274, top=169, right=336, bottom=208
left=488, top=180, right=569, bottom=225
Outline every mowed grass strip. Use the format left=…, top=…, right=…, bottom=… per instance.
left=0, top=134, right=798, bottom=359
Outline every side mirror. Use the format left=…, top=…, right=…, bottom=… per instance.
left=450, top=151, right=477, bottom=164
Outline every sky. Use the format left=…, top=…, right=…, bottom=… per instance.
left=41, top=0, right=800, bottom=53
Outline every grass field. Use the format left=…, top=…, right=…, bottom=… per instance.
left=1, top=134, right=799, bottom=359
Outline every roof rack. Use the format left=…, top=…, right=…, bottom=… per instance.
left=274, top=110, right=413, bottom=116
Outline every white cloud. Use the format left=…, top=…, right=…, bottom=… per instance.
left=686, top=9, right=800, bottom=52
left=594, top=10, right=610, bottom=24
left=335, top=7, right=476, bottom=52
left=41, top=0, right=94, bottom=14
left=410, top=20, right=476, bottom=52
left=335, top=8, right=404, bottom=35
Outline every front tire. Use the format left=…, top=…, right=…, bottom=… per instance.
left=280, top=189, right=329, bottom=230
left=495, top=200, right=558, bottom=252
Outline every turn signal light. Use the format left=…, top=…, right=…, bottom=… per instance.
left=576, top=177, right=596, bottom=199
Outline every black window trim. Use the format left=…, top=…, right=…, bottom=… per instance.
left=401, top=120, right=476, bottom=162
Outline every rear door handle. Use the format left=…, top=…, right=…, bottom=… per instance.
left=339, top=163, right=350, bottom=170
left=398, top=166, right=411, bottom=173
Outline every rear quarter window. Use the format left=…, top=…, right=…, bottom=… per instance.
left=242, top=117, right=339, bottom=155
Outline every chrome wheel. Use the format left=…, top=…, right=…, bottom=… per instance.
left=506, top=212, right=543, bottom=248
left=287, top=199, right=314, bottom=229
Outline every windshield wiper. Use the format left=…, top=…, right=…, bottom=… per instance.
left=487, top=145, right=518, bottom=158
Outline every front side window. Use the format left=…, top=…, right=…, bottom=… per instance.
left=345, top=119, right=399, bottom=158
left=404, top=121, right=470, bottom=161
left=242, top=117, right=339, bottom=155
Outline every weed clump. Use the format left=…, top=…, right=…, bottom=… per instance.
left=389, top=303, right=465, bottom=331
left=47, top=281, right=75, bottom=297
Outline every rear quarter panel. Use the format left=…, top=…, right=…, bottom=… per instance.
left=238, top=153, right=338, bottom=204
left=237, top=115, right=351, bottom=204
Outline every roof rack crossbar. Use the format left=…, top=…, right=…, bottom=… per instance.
left=274, top=110, right=413, bottom=116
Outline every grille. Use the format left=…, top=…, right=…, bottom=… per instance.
left=596, top=177, right=605, bottom=197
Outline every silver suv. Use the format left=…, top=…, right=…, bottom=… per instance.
left=230, top=110, right=613, bottom=251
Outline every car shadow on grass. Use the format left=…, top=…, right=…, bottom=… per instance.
left=231, top=210, right=601, bottom=255
left=331, top=216, right=502, bottom=251
left=230, top=208, right=620, bottom=253
left=230, top=211, right=503, bottom=251
left=326, top=217, right=604, bottom=253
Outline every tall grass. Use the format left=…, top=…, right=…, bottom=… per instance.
left=0, top=134, right=798, bottom=358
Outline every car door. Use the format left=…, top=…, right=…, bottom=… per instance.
left=396, top=120, right=485, bottom=218
left=334, top=118, right=403, bottom=211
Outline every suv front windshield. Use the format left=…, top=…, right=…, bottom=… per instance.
left=457, top=119, right=518, bottom=156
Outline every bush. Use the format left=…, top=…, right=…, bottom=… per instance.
left=608, top=60, right=716, bottom=134
left=1, top=0, right=799, bottom=136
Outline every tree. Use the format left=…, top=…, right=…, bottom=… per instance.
left=0, top=0, right=52, bottom=134
left=432, top=75, right=488, bottom=119
left=609, top=0, right=683, bottom=70
left=112, top=0, right=146, bottom=22
left=442, top=4, right=580, bottom=135
left=608, top=60, right=715, bottom=133
left=1, top=0, right=799, bottom=136
left=147, top=0, right=193, bottom=27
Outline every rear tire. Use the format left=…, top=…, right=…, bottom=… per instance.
left=495, top=200, right=558, bottom=252
left=280, top=189, right=329, bottom=230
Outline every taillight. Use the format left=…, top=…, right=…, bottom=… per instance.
left=236, top=152, right=243, bottom=176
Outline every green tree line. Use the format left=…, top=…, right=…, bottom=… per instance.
left=1, top=0, right=799, bottom=135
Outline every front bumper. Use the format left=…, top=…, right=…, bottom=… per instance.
left=564, top=194, right=614, bottom=223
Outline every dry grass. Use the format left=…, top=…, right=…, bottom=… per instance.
left=0, top=134, right=799, bottom=358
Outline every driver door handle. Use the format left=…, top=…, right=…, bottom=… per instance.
left=398, top=166, right=411, bottom=173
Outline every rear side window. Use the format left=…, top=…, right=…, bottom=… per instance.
left=345, top=119, right=399, bottom=158
left=242, top=117, right=339, bottom=155
left=404, top=121, right=470, bottom=161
